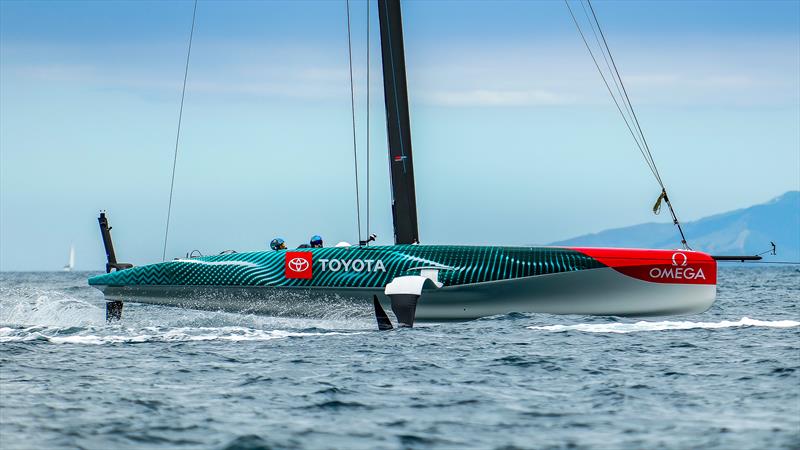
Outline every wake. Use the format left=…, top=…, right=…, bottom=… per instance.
left=528, top=317, right=800, bottom=334
left=0, top=287, right=105, bottom=327
left=0, top=326, right=362, bottom=345
left=0, top=284, right=370, bottom=344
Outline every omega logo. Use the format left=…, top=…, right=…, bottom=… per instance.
left=671, top=252, right=688, bottom=266
left=650, top=252, right=705, bottom=281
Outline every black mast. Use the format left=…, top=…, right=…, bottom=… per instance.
left=378, top=0, right=419, bottom=244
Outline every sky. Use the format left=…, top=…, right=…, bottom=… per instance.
left=1, top=0, right=798, bottom=271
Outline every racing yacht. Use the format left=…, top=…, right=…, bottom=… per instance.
left=90, top=0, right=748, bottom=326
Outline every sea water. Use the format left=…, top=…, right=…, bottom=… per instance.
left=0, top=267, right=798, bottom=449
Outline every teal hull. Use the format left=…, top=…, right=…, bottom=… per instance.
left=88, top=245, right=718, bottom=319
left=89, top=245, right=604, bottom=289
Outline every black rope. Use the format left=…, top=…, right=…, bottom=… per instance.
left=586, top=0, right=690, bottom=248
left=586, top=0, right=664, bottom=187
left=366, top=0, right=371, bottom=245
left=564, top=0, right=658, bottom=181
left=578, top=1, right=646, bottom=166
left=162, top=0, right=198, bottom=262
left=566, top=0, right=691, bottom=249
left=346, top=0, right=363, bottom=245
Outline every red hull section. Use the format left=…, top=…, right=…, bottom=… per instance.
left=570, top=247, right=717, bottom=285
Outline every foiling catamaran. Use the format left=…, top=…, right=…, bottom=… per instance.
left=89, top=0, right=759, bottom=328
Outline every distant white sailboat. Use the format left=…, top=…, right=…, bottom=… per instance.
left=63, top=244, right=75, bottom=272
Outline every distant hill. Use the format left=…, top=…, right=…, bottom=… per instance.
left=551, top=191, right=799, bottom=261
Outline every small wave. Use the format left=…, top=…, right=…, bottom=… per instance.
left=0, top=326, right=362, bottom=345
left=222, top=435, right=271, bottom=450
left=304, top=400, right=371, bottom=410
left=527, top=317, right=800, bottom=334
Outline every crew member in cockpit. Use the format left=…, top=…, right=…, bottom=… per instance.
left=310, top=235, right=323, bottom=248
left=270, top=238, right=287, bottom=251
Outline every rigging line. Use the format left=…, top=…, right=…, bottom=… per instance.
left=346, top=0, right=363, bottom=244
left=578, top=0, right=644, bottom=155
left=564, top=0, right=659, bottom=180
left=585, top=0, right=690, bottom=249
left=162, top=0, right=198, bottom=262
left=586, top=0, right=663, bottom=186
left=564, top=0, right=655, bottom=178
left=366, top=0, right=371, bottom=244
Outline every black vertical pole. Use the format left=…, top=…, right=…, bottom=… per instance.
left=98, top=212, right=133, bottom=273
left=378, top=0, right=419, bottom=244
left=98, top=212, right=119, bottom=273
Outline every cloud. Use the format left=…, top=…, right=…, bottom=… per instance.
left=186, top=80, right=346, bottom=101
left=700, top=75, right=756, bottom=88
left=13, top=64, right=98, bottom=83
left=626, top=73, right=756, bottom=89
left=3, top=37, right=795, bottom=108
left=625, top=74, right=681, bottom=86
left=5, top=61, right=355, bottom=102
left=422, top=88, right=576, bottom=107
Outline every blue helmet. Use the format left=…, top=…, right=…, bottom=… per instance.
left=310, top=235, right=323, bottom=248
left=270, top=238, right=286, bottom=251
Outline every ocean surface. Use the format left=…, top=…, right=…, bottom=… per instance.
left=1, top=267, right=798, bottom=449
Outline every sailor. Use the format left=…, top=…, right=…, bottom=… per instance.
left=270, top=238, right=287, bottom=251
left=310, top=235, right=323, bottom=248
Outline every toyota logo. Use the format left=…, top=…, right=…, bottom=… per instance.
left=288, top=257, right=309, bottom=272
left=672, top=252, right=688, bottom=266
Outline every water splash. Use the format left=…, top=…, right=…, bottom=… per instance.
left=0, top=277, right=370, bottom=344
left=0, top=286, right=104, bottom=327
left=528, top=317, right=800, bottom=334
left=0, top=325, right=362, bottom=344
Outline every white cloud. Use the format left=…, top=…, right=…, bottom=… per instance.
left=700, top=75, right=755, bottom=88
left=625, top=74, right=681, bottom=86
left=6, top=61, right=354, bottom=102
left=3, top=36, right=796, bottom=108
left=13, top=64, right=97, bottom=83
left=423, top=88, right=576, bottom=107
left=626, top=73, right=756, bottom=89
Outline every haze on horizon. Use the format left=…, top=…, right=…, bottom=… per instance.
left=1, top=0, right=798, bottom=271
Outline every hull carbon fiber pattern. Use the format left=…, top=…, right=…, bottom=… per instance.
left=88, top=246, right=606, bottom=289
left=88, top=245, right=718, bottom=318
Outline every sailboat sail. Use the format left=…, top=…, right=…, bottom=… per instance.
left=63, top=244, right=75, bottom=272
